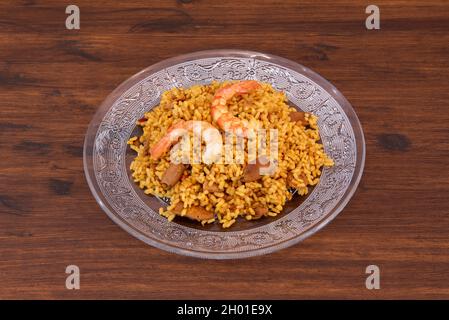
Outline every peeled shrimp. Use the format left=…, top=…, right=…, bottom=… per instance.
left=211, top=80, right=261, bottom=136
left=149, top=120, right=222, bottom=164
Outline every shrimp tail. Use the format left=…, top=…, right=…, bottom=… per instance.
left=149, top=120, right=186, bottom=160
left=211, top=80, right=261, bottom=136
left=149, top=135, right=174, bottom=160
left=149, top=120, right=222, bottom=163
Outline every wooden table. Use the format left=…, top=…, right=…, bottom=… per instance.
left=1, top=0, right=448, bottom=299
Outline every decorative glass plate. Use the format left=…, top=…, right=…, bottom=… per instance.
left=83, top=50, right=365, bottom=259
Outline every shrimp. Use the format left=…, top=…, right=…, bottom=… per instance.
left=211, top=80, right=261, bottom=136
left=149, top=120, right=222, bottom=164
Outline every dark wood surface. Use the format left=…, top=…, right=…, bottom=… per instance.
left=1, top=0, right=448, bottom=299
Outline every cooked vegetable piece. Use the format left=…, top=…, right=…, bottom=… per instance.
left=289, top=111, right=308, bottom=125
left=253, top=206, right=268, bottom=219
left=161, top=163, right=186, bottom=187
left=171, top=202, right=214, bottom=222
left=243, top=156, right=270, bottom=182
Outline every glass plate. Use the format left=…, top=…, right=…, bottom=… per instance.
left=83, top=50, right=365, bottom=259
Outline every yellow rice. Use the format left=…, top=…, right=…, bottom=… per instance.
left=128, top=81, right=334, bottom=228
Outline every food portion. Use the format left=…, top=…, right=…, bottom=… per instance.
left=128, top=81, right=334, bottom=228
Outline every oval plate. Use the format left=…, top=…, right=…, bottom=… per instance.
left=83, top=50, right=365, bottom=259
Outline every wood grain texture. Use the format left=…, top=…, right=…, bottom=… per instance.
left=1, top=0, right=449, bottom=299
